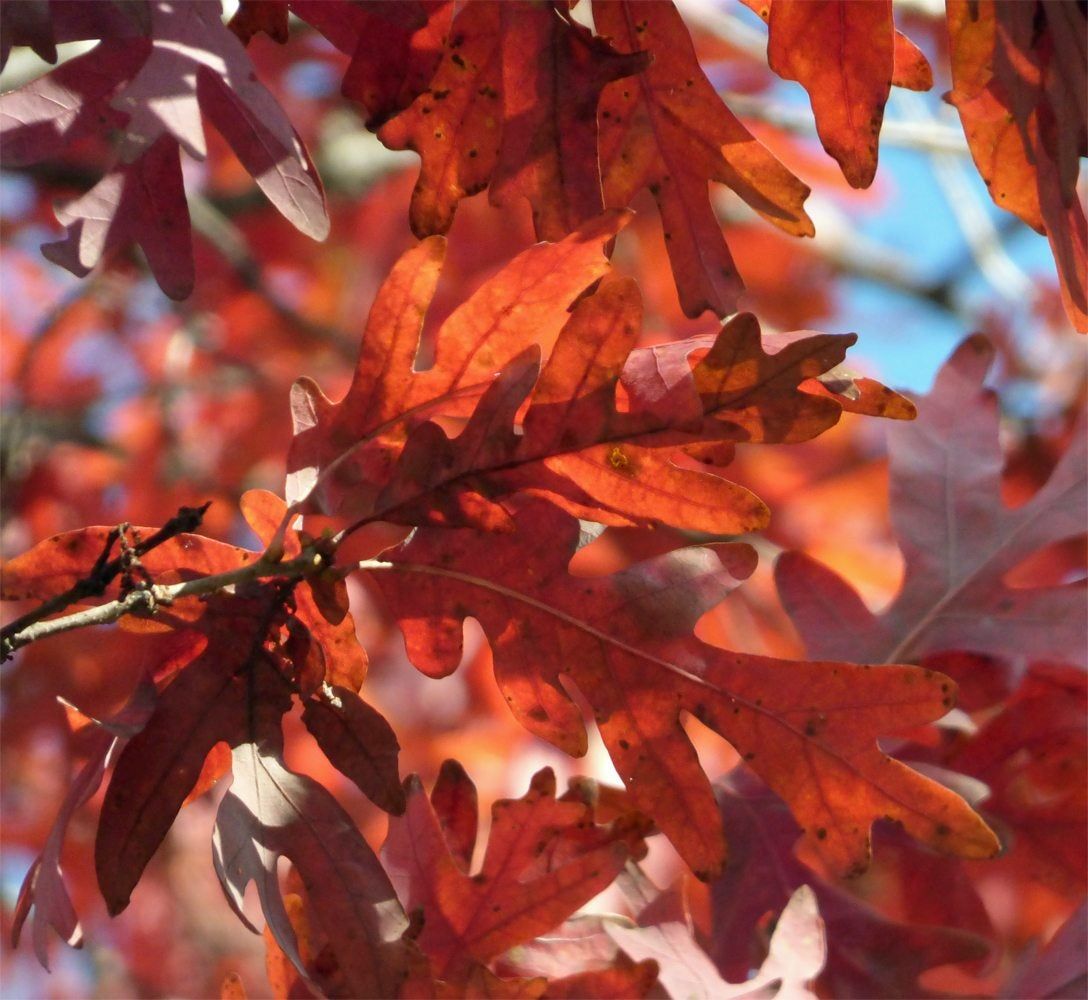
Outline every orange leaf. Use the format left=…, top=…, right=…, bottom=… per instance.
left=379, top=2, right=504, bottom=236
left=595, top=0, right=813, bottom=317
left=766, top=0, right=893, bottom=188
left=946, top=0, right=1087, bottom=331
left=382, top=767, right=642, bottom=979
left=489, top=4, right=648, bottom=241
left=371, top=501, right=999, bottom=880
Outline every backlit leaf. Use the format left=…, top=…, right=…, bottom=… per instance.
left=370, top=500, right=998, bottom=879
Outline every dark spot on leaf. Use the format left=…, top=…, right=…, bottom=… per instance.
left=816, top=827, right=827, bottom=840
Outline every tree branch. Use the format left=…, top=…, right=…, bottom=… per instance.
left=1, top=503, right=214, bottom=655
left=1, top=543, right=333, bottom=659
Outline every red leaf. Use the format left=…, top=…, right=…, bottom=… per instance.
left=287, top=228, right=873, bottom=536
left=711, top=776, right=993, bottom=998
left=946, top=0, right=1087, bottom=332
left=0, top=521, right=257, bottom=605
left=96, top=626, right=292, bottom=914
left=214, top=741, right=416, bottom=999
left=292, top=0, right=452, bottom=128
left=377, top=2, right=504, bottom=236
left=381, top=766, right=639, bottom=978
left=776, top=336, right=1087, bottom=667
left=300, top=685, right=405, bottom=815
left=765, top=0, right=894, bottom=188
left=595, top=0, right=813, bottom=318
left=489, top=4, right=648, bottom=242
left=430, top=759, right=478, bottom=872
left=370, top=500, right=998, bottom=879
left=951, top=664, right=1087, bottom=891
left=286, top=213, right=626, bottom=510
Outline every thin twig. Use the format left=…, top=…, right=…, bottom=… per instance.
left=1, top=543, right=332, bottom=658
left=1, top=503, right=212, bottom=657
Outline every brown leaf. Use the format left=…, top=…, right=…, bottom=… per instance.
left=301, top=685, right=405, bottom=814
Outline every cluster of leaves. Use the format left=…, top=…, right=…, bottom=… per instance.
left=1, top=2, right=1085, bottom=998
left=2, top=0, right=1084, bottom=330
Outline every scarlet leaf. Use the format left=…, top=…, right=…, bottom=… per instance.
left=0, top=519, right=258, bottom=621
left=214, top=741, right=415, bottom=999
left=489, top=4, right=648, bottom=242
left=381, top=766, right=640, bottom=978
left=286, top=213, right=626, bottom=510
left=370, top=500, right=998, bottom=879
left=378, top=1, right=503, bottom=235
left=951, top=664, right=1087, bottom=890
left=776, top=336, right=1087, bottom=667
left=430, top=758, right=478, bottom=872
left=710, top=776, right=994, bottom=998
left=765, top=0, right=893, bottom=189
left=288, top=226, right=878, bottom=536
left=594, top=0, right=813, bottom=317
left=96, top=632, right=292, bottom=914
left=946, top=0, right=1087, bottom=332
left=300, top=685, right=405, bottom=815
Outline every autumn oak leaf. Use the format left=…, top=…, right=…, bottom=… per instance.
left=946, top=0, right=1087, bottom=332
left=368, top=500, right=999, bottom=879
left=1, top=0, right=328, bottom=298
left=594, top=0, right=813, bottom=318
left=381, top=765, right=643, bottom=979
left=776, top=335, right=1087, bottom=668
left=287, top=216, right=890, bottom=537
left=711, top=776, right=994, bottom=998
left=214, top=739, right=416, bottom=999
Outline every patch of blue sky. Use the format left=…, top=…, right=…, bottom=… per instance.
left=285, top=59, right=341, bottom=100
left=0, top=173, right=35, bottom=222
